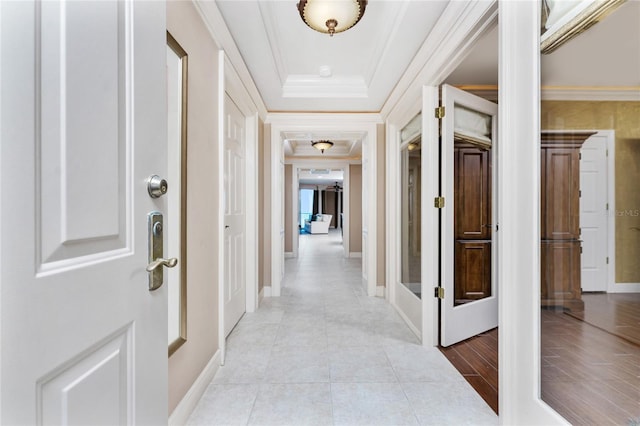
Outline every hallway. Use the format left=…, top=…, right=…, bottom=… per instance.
left=187, top=230, right=497, bottom=425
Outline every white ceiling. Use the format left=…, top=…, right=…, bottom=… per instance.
left=212, top=0, right=639, bottom=158
left=216, top=0, right=448, bottom=113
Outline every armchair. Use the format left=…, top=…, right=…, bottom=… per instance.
left=304, top=214, right=333, bottom=234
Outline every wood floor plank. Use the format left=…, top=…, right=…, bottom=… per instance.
left=440, top=294, right=640, bottom=424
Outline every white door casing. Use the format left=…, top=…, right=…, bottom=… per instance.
left=223, top=93, right=247, bottom=337
left=0, top=1, right=167, bottom=424
left=580, top=131, right=611, bottom=292
left=268, top=115, right=379, bottom=298
left=440, top=84, right=499, bottom=347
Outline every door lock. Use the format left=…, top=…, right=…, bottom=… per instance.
left=147, top=211, right=178, bottom=291
left=147, top=175, right=168, bottom=198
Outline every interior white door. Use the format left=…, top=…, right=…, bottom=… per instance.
left=223, top=93, right=246, bottom=337
left=0, top=1, right=167, bottom=424
left=440, top=85, right=499, bottom=346
left=580, top=132, right=609, bottom=292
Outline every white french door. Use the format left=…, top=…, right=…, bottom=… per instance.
left=223, top=93, right=247, bottom=337
left=440, top=85, right=499, bottom=346
left=0, top=1, right=167, bottom=424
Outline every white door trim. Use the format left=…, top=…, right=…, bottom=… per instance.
left=498, top=3, right=569, bottom=424
left=384, top=1, right=498, bottom=348
left=267, top=114, right=381, bottom=298
left=217, top=51, right=260, bottom=363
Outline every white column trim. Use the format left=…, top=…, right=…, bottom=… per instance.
left=498, top=3, right=569, bottom=424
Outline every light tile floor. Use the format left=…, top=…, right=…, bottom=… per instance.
left=187, top=230, right=498, bottom=426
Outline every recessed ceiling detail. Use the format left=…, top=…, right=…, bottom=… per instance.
left=282, top=75, right=368, bottom=98
left=282, top=130, right=364, bottom=158
left=215, top=0, right=449, bottom=112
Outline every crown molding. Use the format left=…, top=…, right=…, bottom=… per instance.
left=541, top=86, right=640, bottom=101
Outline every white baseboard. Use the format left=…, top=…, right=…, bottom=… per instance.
left=263, top=286, right=272, bottom=297
left=349, top=252, right=362, bottom=258
left=284, top=252, right=294, bottom=259
left=609, top=282, right=640, bottom=293
left=376, top=286, right=385, bottom=297
left=169, top=350, right=221, bottom=426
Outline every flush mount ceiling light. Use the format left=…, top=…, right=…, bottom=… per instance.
left=311, top=140, right=334, bottom=153
left=297, top=0, right=367, bottom=37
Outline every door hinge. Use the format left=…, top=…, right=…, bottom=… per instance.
left=606, top=203, right=609, bottom=210
left=579, top=190, right=582, bottom=198
left=434, top=197, right=445, bottom=208
left=579, top=152, right=582, bottom=160
left=434, top=287, right=444, bottom=299
left=579, top=227, right=582, bottom=235
left=580, top=246, right=583, bottom=254
left=606, top=149, right=609, bottom=157
left=435, top=106, right=445, bottom=119
left=606, top=257, right=609, bottom=264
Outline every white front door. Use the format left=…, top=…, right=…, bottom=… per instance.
left=580, top=132, right=610, bottom=292
left=223, top=94, right=246, bottom=337
left=440, top=85, right=499, bottom=346
left=0, top=1, right=167, bottom=424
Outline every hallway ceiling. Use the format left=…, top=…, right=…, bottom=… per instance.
left=215, top=0, right=449, bottom=113
left=210, top=0, right=639, bottom=157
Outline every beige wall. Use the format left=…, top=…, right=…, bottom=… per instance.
left=376, top=123, right=386, bottom=286
left=541, top=101, right=640, bottom=282
left=261, top=123, right=272, bottom=290
left=167, top=1, right=220, bottom=415
left=284, top=164, right=293, bottom=253
left=349, top=164, right=363, bottom=253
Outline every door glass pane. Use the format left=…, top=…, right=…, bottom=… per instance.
left=453, top=105, right=493, bottom=306
left=540, top=2, right=640, bottom=423
left=400, top=113, right=422, bottom=298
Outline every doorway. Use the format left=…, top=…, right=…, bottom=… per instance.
left=293, top=167, right=348, bottom=258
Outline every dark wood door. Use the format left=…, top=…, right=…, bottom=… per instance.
left=454, top=143, right=492, bottom=305
left=541, top=241, right=582, bottom=310
left=455, top=240, right=491, bottom=303
left=455, top=145, right=491, bottom=240
left=541, top=148, right=580, bottom=240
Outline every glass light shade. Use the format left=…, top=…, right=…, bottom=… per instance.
left=298, top=0, right=367, bottom=36
left=311, top=140, right=334, bottom=153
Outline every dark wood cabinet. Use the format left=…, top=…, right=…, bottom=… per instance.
left=540, top=131, right=595, bottom=311
left=454, top=143, right=492, bottom=304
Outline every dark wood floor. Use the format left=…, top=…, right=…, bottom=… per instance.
left=439, top=328, right=499, bottom=414
left=566, top=293, right=640, bottom=346
left=439, top=294, right=640, bottom=424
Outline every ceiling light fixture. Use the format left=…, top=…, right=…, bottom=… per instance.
left=297, top=0, right=368, bottom=37
left=311, top=140, right=334, bottom=153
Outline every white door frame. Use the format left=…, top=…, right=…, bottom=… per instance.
left=290, top=161, right=351, bottom=259
left=217, top=52, right=259, bottom=364
left=385, top=1, right=571, bottom=423
left=268, top=114, right=380, bottom=297
left=385, top=2, right=498, bottom=348
left=498, top=2, right=569, bottom=424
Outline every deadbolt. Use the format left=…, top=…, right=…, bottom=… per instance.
left=147, top=175, right=168, bottom=198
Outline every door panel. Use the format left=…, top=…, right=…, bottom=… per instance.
left=440, top=85, right=498, bottom=347
left=544, top=149, right=580, bottom=239
left=1, top=1, right=167, bottom=423
left=579, top=133, right=609, bottom=292
left=224, top=94, right=246, bottom=337
left=455, top=241, right=492, bottom=303
left=455, top=146, right=491, bottom=239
